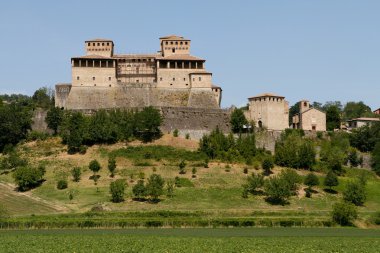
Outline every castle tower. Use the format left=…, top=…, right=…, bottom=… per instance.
left=159, top=35, right=191, bottom=57
left=85, top=39, right=114, bottom=57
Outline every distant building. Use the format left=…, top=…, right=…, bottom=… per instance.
left=374, top=108, right=380, bottom=115
left=292, top=100, right=326, bottom=131
left=347, top=117, right=380, bottom=130
left=244, top=93, right=289, bottom=131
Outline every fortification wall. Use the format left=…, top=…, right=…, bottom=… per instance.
left=57, top=86, right=220, bottom=110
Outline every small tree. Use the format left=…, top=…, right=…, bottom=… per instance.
left=332, top=201, right=358, bottom=226
left=146, top=174, right=165, bottom=202
left=178, top=160, right=186, bottom=174
left=304, top=173, right=319, bottom=190
left=343, top=180, right=366, bottom=206
left=89, top=160, right=101, bottom=175
left=46, top=107, right=63, bottom=135
left=132, top=180, right=147, bottom=200
left=71, top=167, right=81, bottom=182
left=347, top=147, right=360, bottom=167
left=57, top=179, right=68, bottom=190
left=280, top=169, right=302, bottom=195
left=173, top=129, right=179, bottom=137
left=110, top=179, right=126, bottom=203
left=262, top=158, right=274, bottom=176
left=13, top=166, right=45, bottom=191
left=192, top=168, right=197, bottom=178
left=264, top=176, right=292, bottom=205
left=230, top=108, right=248, bottom=134
left=243, top=173, right=264, bottom=196
left=166, top=179, right=175, bottom=198
left=324, top=170, right=339, bottom=190
left=108, top=157, right=116, bottom=178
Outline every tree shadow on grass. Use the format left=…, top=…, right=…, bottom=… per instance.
left=324, top=188, right=338, bottom=194
left=264, top=197, right=289, bottom=206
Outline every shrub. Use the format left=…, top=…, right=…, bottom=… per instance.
left=280, top=169, right=302, bottom=195
left=243, top=167, right=248, bottom=174
left=372, top=142, right=380, bottom=176
left=0, top=151, right=28, bottom=170
left=324, top=170, right=339, bottom=190
left=178, top=160, right=186, bottom=174
left=173, top=129, right=179, bottom=137
left=304, top=173, right=319, bottom=189
left=264, top=176, right=292, bottom=205
left=146, top=174, right=165, bottom=201
left=132, top=180, right=147, bottom=200
left=343, top=180, right=366, bottom=206
left=243, top=173, right=264, bottom=195
left=332, top=201, right=358, bottom=226
left=230, top=108, right=248, bottom=133
left=347, top=147, right=360, bottom=167
left=13, top=166, right=45, bottom=191
left=110, top=179, right=126, bottom=203
left=262, top=158, right=274, bottom=175
left=108, top=157, right=116, bottom=177
left=174, top=177, right=194, bottom=187
left=185, top=133, right=190, bottom=139
left=305, top=188, right=312, bottom=198
left=89, top=160, right=101, bottom=175
left=166, top=180, right=175, bottom=198
left=71, top=167, right=81, bottom=182
left=57, top=179, right=68, bottom=190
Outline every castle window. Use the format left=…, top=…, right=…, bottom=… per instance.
left=109, top=84, right=111, bottom=87
left=172, top=48, right=175, bottom=53
left=199, top=77, right=201, bottom=81
left=186, top=83, right=188, bottom=86
left=136, top=80, right=139, bottom=83
left=180, top=42, right=183, bottom=45
left=93, top=77, right=95, bottom=80
left=93, top=43, right=95, bottom=46
left=175, top=41, right=178, bottom=45
left=108, top=77, right=111, bottom=81
left=102, top=43, right=104, bottom=46
left=170, top=84, right=173, bottom=86
left=97, top=43, right=100, bottom=46
left=173, top=78, right=175, bottom=81
left=77, top=76, right=80, bottom=80
left=107, top=42, right=109, bottom=46
left=170, top=41, right=173, bottom=45
left=160, top=77, right=162, bottom=81
left=304, top=102, right=307, bottom=107
left=88, top=43, right=90, bottom=46
left=94, top=84, right=96, bottom=86
left=185, top=41, right=188, bottom=45
left=183, top=78, right=186, bottom=81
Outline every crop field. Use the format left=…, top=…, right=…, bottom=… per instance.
left=0, top=228, right=379, bottom=252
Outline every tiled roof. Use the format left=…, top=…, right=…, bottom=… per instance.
left=159, top=35, right=188, bottom=40
left=248, top=93, right=285, bottom=99
left=85, top=38, right=113, bottom=42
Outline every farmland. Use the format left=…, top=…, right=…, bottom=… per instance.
left=0, top=228, right=379, bottom=252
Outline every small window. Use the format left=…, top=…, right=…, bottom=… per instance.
left=94, top=84, right=96, bottom=86
left=175, top=41, right=178, bottom=45
left=165, top=41, right=168, bottom=45
left=186, top=83, right=188, bottom=86
left=183, top=78, right=186, bottom=81
left=88, top=43, right=90, bottom=46
left=136, top=80, right=139, bottom=83
left=180, top=42, right=183, bottom=45
left=93, top=77, right=95, bottom=80
left=199, top=77, right=201, bottom=81
left=93, top=43, right=95, bottom=46
left=193, top=78, right=195, bottom=81
left=185, top=41, right=188, bottom=45
left=173, top=78, right=175, bottom=81
left=170, top=41, right=173, bottom=45
left=160, top=77, right=162, bottom=81
left=172, top=48, right=175, bottom=53
left=170, top=83, right=173, bottom=86
left=107, top=42, right=109, bottom=46
left=97, top=43, right=100, bottom=46
left=109, top=84, right=111, bottom=87
left=108, top=77, right=111, bottom=81
left=77, top=76, right=80, bottom=80
left=102, top=43, right=104, bottom=46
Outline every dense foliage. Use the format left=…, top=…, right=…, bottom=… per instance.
left=331, top=202, right=358, bottom=226
left=146, top=174, right=165, bottom=201
left=230, top=108, right=248, bottom=133
left=343, top=180, right=366, bottom=206
left=110, top=179, right=126, bottom=203
left=13, top=166, right=46, bottom=191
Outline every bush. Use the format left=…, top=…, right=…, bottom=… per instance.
left=132, top=180, right=147, bottom=200
left=280, top=169, right=302, bottom=195
left=305, top=188, right=312, bottom=198
left=0, top=151, right=28, bottom=170
left=71, top=167, right=81, bottom=182
left=57, top=179, right=68, bottom=190
left=26, top=131, right=49, bottom=141
left=343, top=180, right=366, bottom=206
left=332, top=201, right=358, bottom=226
left=13, top=166, right=45, bottom=191
left=372, top=142, right=380, bottom=176
left=146, top=174, right=165, bottom=202
left=262, top=158, right=274, bottom=175
left=173, top=129, right=179, bottom=137
left=243, top=168, right=248, bottom=174
left=264, top=175, right=292, bottom=205
left=324, top=170, right=339, bottom=190
left=178, top=160, right=186, bottom=174
left=108, top=157, right=116, bottom=177
left=243, top=173, right=264, bottom=195
left=110, top=179, right=126, bottom=203
left=166, top=180, right=175, bottom=198
left=174, top=177, right=194, bottom=187
left=185, top=133, right=190, bottom=139
left=304, top=173, right=319, bottom=189
left=89, top=160, right=101, bottom=175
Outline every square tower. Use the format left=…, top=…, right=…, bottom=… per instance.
left=159, top=35, right=191, bottom=57
left=85, top=39, right=114, bottom=57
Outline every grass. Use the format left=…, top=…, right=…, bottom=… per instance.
left=0, top=228, right=379, bottom=252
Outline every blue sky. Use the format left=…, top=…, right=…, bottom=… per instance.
left=0, top=0, right=379, bottom=109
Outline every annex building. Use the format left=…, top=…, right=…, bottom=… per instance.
left=55, top=35, right=222, bottom=110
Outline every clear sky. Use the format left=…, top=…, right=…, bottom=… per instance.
left=0, top=0, right=379, bottom=109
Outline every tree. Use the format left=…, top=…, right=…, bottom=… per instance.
left=372, top=142, right=380, bottom=176
left=134, top=107, right=162, bottom=142
left=347, top=147, right=359, bottom=167
left=343, top=101, right=373, bottom=120
left=324, top=170, right=339, bottom=190
left=288, top=103, right=300, bottom=126
left=110, top=179, right=126, bottom=203
left=71, top=167, right=81, bottom=182
left=132, top=180, right=147, bottom=200
left=61, top=112, right=89, bottom=154
left=0, top=151, right=28, bottom=171
left=304, top=173, right=319, bottom=190
left=88, top=110, right=118, bottom=144
left=108, top=157, right=116, bottom=177
left=343, top=180, right=366, bottom=206
left=332, top=202, right=358, bottom=226
left=178, top=160, right=186, bottom=174
left=0, top=103, right=32, bottom=152
left=243, top=173, right=264, bottom=195
left=298, top=141, right=316, bottom=169
left=46, top=107, right=64, bottom=135
left=262, top=158, right=274, bottom=176
left=325, top=104, right=341, bottom=131
left=280, top=169, right=302, bottom=195
left=146, top=174, right=165, bottom=202
left=166, top=180, right=175, bottom=198
left=89, top=160, right=101, bottom=175
left=264, top=176, right=292, bottom=205
left=57, top=179, right=68, bottom=190
left=13, top=166, right=45, bottom=191
left=230, top=108, right=248, bottom=134
left=32, top=87, right=53, bottom=109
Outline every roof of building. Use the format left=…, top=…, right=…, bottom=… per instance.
left=72, top=55, right=114, bottom=59
left=113, top=53, right=160, bottom=59
left=212, top=84, right=222, bottom=89
left=157, top=54, right=204, bottom=61
left=189, top=71, right=212, bottom=75
left=85, top=38, right=113, bottom=42
left=301, top=107, right=326, bottom=115
left=248, top=93, right=285, bottom=99
left=159, top=35, right=189, bottom=40
left=347, top=117, right=380, bottom=122
left=373, top=108, right=380, bottom=112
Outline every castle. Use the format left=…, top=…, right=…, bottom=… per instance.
left=55, top=35, right=222, bottom=110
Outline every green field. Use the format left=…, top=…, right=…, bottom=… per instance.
left=0, top=228, right=379, bottom=252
